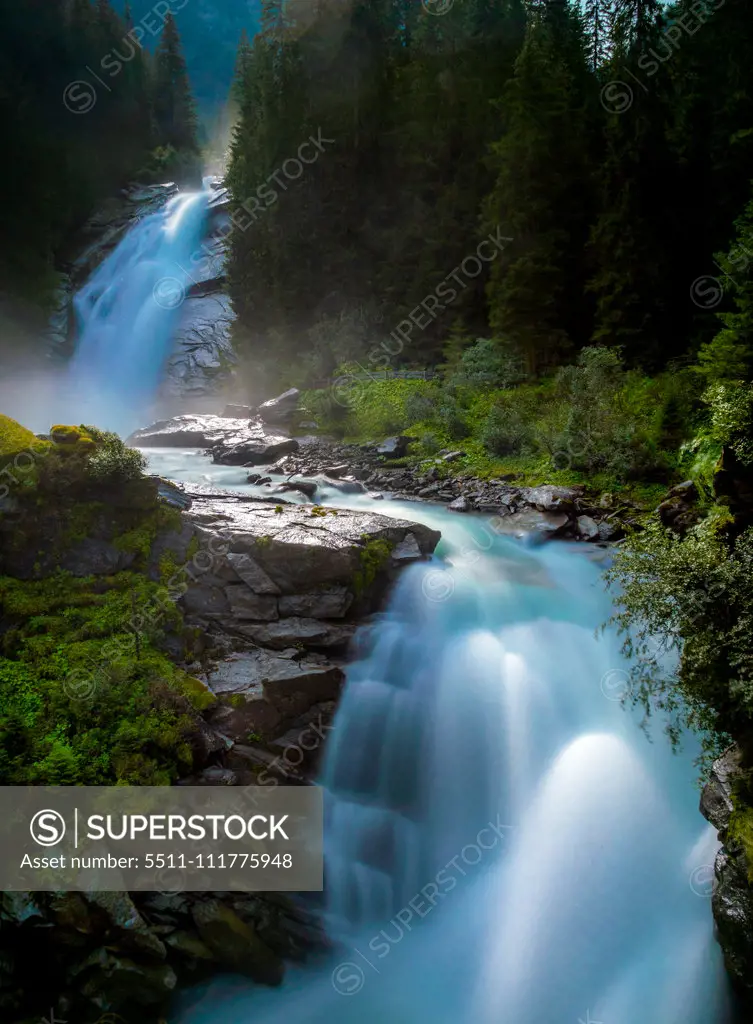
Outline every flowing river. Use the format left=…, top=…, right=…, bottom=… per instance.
left=142, top=449, right=735, bottom=1024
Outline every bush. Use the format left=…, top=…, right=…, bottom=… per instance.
left=480, top=388, right=541, bottom=456
left=447, top=337, right=527, bottom=390
left=606, top=511, right=752, bottom=765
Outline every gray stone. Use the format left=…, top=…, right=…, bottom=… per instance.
left=376, top=436, right=410, bottom=458
left=224, top=585, right=279, bottom=621
left=278, top=587, right=353, bottom=619
left=701, top=748, right=741, bottom=832
left=226, top=552, right=281, bottom=594
left=239, top=617, right=356, bottom=650
left=576, top=515, right=600, bottom=541
left=256, top=388, right=300, bottom=426
left=523, top=485, right=581, bottom=513
left=448, top=496, right=470, bottom=513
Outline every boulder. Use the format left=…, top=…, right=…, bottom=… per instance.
left=276, top=479, right=318, bottom=500
left=523, top=485, right=581, bottom=513
left=576, top=515, right=600, bottom=541
left=376, top=436, right=410, bottom=459
left=127, top=415, right=300, bottom=468
left=256, top=388, right=300, bottom=426
left=191, top=900, right=284, bottom=985
left=448, top=496, right=470, bottom=513
left=183, top=491, right=440, bottom=598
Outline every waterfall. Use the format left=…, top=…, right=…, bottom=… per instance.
left=62, top=184, right=211, bottom=434
left=163, top=475, right=734, bottom=1024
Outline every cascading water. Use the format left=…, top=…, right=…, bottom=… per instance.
left=62, top=183, right=211, bottom=434
left=155, top=450, right=735, bottom=1024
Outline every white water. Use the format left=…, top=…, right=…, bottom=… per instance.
left=152, top=450, right=735, bottom=1024
left=61, top=185, right=211, bottom=434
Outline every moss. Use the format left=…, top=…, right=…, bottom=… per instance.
left=186, top=534, right=200, bottom=561
left=728, top=798, right=753, bottom=883
left=50, top=424, right=84, bottom=445
left=0, top=414, right=40, bottom=461
left=354, top=536, right=394, bottom=595
left=176, top=674, right=217, bottom=712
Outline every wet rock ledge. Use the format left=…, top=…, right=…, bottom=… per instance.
left=700, top=748, right=753, bottom=1010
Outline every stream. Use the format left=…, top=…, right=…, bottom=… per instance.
left=143, top=448, right=734, bottom=1024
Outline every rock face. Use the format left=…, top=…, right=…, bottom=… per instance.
left=128, top=414, right=300, bottom=466
left=0, top=888, right=322, bottom=1022
left=50, top=179, right=236, bottom=401
left=699, top=748, right=753, bottom=1009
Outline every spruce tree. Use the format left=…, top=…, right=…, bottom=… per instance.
left=153, top=13, right=198, bottom=155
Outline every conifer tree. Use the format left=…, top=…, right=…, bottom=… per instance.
left=153, top=13, right=198, bottom=155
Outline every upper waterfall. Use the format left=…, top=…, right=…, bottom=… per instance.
left=62, top=182, right=212, bottom=435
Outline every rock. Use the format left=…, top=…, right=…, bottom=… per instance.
left=191, top=900, right=284, bottom=985
left=222, top=404, right=254, bottom=418
left=376, top=436, right=410, bottom=459
left=262, top=660, right=344, bottom=717
left=82, top=892, right=167, bottom=961
left=224, top=585, right=279, bottom=621
left=256, top=388, right=300, bottom=425
left=164, top=930, right=215, bottom=961
left=597, top=520, right=621, bottom=542
left=576, top=515, right=600, bottom=541
left=226, top=552, right=282, bottom=594
left=448, top=496, right=470, bottom=513
left=60, top=538, right=136, bottom=576
left=442, top=451, right=465, bottom=462
left=154, top=477, right=193, bottom=510
left=183, top=492, right=440, bottom=598
left=699, top=747, right=753, bottom=1006
left=77, top=950, right=177, bottom=1009
left=276, top=479, right=318, bottom=500
left=212, top=435, right=300, bottom=468
left=278, top=587, right=353, bottom=619
left=194, top=766, right=239, bottom=786
left=701, top=748, right=741, bottom=832
left=669, top=480, right=699, bottom=501
left=324, top=465, right=349, bottom=478
left=523, top=485, right=581, bottom=513
left=368, top=492, right=384, bottom=500
left=491, top=510, right=571, bottom=541
left=128, top=415, right=299, bottom=468
left=239, top=617, right=356, bottom=651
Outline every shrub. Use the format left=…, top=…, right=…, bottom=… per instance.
left=447, top=337, right=527, bottom=390
left=605, top=511, right=752, bottom=766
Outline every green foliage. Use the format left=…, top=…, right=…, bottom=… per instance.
left=354, top=537, right=394, bottom=595
left=0, top=572, right=196, bottom=786
left=606, top=512, right=751, bottom=764
left=447, top=338, right=528, bottom=390
left=0, top=415, right=43, bottom=466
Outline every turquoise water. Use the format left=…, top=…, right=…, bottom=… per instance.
left=147, top=450, right=733, bottom=1023
left=61, top=188, right=211, bottom=434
